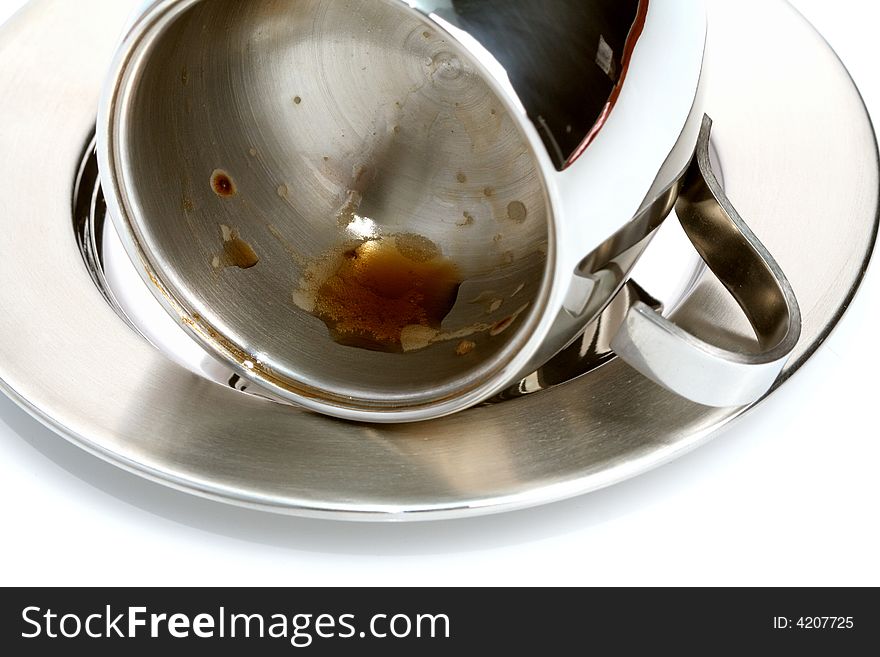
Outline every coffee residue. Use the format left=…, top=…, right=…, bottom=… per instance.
left=304, top=234, right=461, bottom=352
left=398, top=302, right=531, bottom=353
left=456, top=340, right=476, bottom=356
left=507, top=201, right=528, bottom=223
left=290, top=229, right=533, bottom=354
left=211, top=170, right=237, bottom=198
left=214, top=224, right=259, bottom=270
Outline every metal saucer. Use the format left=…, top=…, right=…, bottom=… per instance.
left=0, top=0, right=876, bottom=521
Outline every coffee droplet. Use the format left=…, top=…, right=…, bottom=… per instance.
left=308, top=234, right=461, bottom=352
left=211, top=170, right=237, bottom=197
left=507, top=201, right=528, bottom=223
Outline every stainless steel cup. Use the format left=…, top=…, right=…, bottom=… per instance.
left=99, top=0, right=801, bottom=422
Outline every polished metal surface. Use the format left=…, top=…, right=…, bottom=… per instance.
left=74, top=139, right=699, bottom=402
left=101, top=0, right=551, bottom=418
left=0, top=0, right=877, bottom=519
left=613, top=116, right=802, bottom=406
left=412, top=0, right=645, bottom=170
left=98, top=0, right=707, bottom=421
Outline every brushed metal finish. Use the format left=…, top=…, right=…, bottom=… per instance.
left=0, top=0, right=877, bottom=519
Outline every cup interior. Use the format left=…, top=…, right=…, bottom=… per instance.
left=113, top=0, right=552, bottom=405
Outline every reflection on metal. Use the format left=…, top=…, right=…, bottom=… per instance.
left=72, top=136, right=137, bottom=332
left=72, top=135, right=664, bottom=399
left=492, top=280, right=661, bottom=401
left=612, top=117, right=802, bottom=407
left=0, top=0, right=875, bottom=519
left=96, top=0, right=705, bottom=421
left=428, top=0, right=644, bottom=169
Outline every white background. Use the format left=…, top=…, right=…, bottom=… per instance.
left=0, top=0, right=877, bottom=587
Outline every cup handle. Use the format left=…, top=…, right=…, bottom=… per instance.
left=611, top=115, right=802, bottom=407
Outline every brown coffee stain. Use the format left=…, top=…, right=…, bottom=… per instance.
left=296, top=234, right=462, bottom=352
left=507, top=201, right=528, bottom=223
left=211, top=170, right=236, bottom=198
left=214, top=224, right=259, bottom=270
